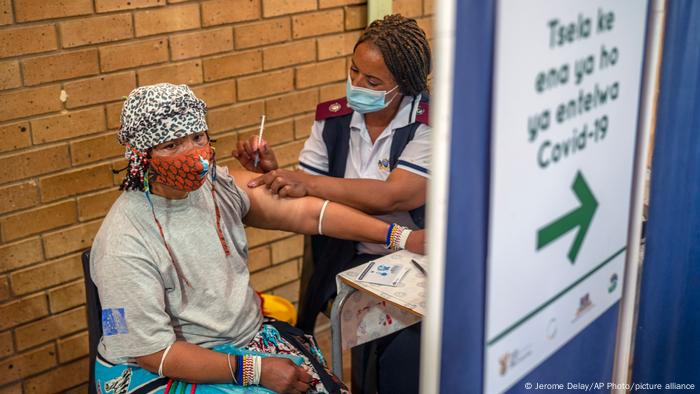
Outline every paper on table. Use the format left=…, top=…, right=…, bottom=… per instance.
left=356, top=261, right=409, bottom=286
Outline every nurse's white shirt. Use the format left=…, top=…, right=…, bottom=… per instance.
left=298, top=95, right=431, bottom=255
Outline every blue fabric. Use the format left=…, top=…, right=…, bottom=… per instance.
left=632, top=0, right=700, bottom=389
left=95, top=342, right=303, bottom=393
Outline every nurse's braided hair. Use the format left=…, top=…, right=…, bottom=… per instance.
left=355, top=14, right=431, bottom=97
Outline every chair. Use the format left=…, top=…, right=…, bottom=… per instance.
left=81, top=249, right=102, bottom=394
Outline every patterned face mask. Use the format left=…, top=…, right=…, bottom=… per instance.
left=149, top=144, right=212, bottom=192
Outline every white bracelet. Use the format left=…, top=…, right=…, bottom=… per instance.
left=318, top=200, right=330, bottom=235
left=398, top=228, right=413, bottom=250
left=252, top=356, right=262, bottom=385
left=158, top=343, right=174, bottom=377
left=226, top=353, right=238, bottom=384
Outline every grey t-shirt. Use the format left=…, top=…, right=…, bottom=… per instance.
left=91, top=166, right=263, bottom=364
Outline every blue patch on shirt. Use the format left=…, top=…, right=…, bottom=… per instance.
left=102, top=308, right=129, bottom=336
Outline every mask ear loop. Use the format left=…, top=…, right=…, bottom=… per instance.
left=144, top=166, right=192, bottom=288
left=208, top=145, right=232, bottom=257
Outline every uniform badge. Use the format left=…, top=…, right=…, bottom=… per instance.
left=329, top=102, right=341, bottom=113
left=377, top=158, right=391, bottom=172
left=416, top=106, right=425, bottom=115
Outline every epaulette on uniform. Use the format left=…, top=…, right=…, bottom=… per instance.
left=415, top=100, right=429, bottom=125
left=315, top=97, right=352, bottom=121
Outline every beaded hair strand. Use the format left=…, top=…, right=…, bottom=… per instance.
left=355, top=14, right=432, bottom=97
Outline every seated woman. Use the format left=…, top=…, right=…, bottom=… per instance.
left=92, top=83, right=423, bottom=394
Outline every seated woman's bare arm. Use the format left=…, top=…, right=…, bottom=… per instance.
left=234, top=170, right=425, bottom=254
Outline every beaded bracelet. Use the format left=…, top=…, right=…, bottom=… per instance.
left=385, top=223, right=412, bottom=250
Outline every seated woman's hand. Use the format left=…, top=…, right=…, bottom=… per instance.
left=260, top=357, right=312, bottom=394
left=406, top=229, right=426, bottom=255
left=233, top=135, right=279, bottom=173
left=247, top=169, right=310, bottom=198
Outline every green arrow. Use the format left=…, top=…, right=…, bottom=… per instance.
left=537, top=171, right=598, bottom=263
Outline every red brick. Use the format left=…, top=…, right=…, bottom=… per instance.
left=238, top=69, right=294, bottom=100
left=0, top=61, right=20, bottom=90
left=0, top=181, right=39, bottom=215
left=64, top=72, right=136, bottom=109
left=0, top=293, right=48, bottom=330
left=39, top=163, right=113, bottom=202
left=0, top=383, right=22, bottom=394
left=0, top=0, right=11, bottom=25
left=234, top=18, right=290, bottom=49
left=248, top=245, right=271, bottom=272
left=296, top=58, right=346, bottom=88
left=31, top=107, right=105, bottom=144
left=60, top=13, right=133, bottom=48
left=0, top=237, right=43, bottom=273
left=170, top=27, right=233, bottom=60
left=0, top=344, right=56, bottom=386
left=0, top=330, right=12, bottom=358
left=270, top=278, right=299, bottom=303
left=15, top=307, right=87, bottom=351
left=319, top=0, right=364, bottom=7
left=0, top=84, right=63, bottom=122
left=100, top=38, right=169, bottom=72
left=274, top=140, right=305, bottom=167
left=292, top=10, right=343, bottom=39
left=344, top=5, right=367, bottom=30
left=0, top=276, right=8, bottom=301
left=424, top=0, right=434, bottom=15
left=245, top=227, right=292, bottom=248
left=105, top=102, right=123, bottom=129
left=42, top=220, right=101, bottom=259
left=14, top=0, right=92, bottom=22
left=265, top=89, right=317, bottom=120
left=201, top=0, right=260, bottom=27
left=22, top=357, right=88, bottom=394
left=0, top=122, right=30, bottom=154
left=10, top=253, right=82, bottom=295
left=294, top=113, right=314, bottom=139
left=209, top=131, right=236, bottom=160
left=192, top=80, right=236, bottom=109
left=393, top=0, right=422, bottom=17
left=207, top=100, right=264, bottom=133
left=22, top=49, right=99, bottom=86
left=202, top=50, right=261, bottom=82
left=272, top=234, right=303, bottom=263
left=134, top=4, right=200, bottom=37
left=0, top=24, right=57, bottom=59
left=70, top=132, right=123, bottom=165
left=250, top=259, right=297, bottom=291
left=0, top=144, right=70, bottom=184
left=57, top=331, right=88, bottom=362
left=263, top=0, right=316, bottom=17
left=317, top=31, right=360, bottom=60
left=263, top=40, right=316, bottom=71
left=0, top=200, right=77, bottom=242
left=77, top=188, right=121, bottom=221
left=238, top=119, right=294, bottom=147
left=138, top=60, right=203, bottom=86
left=64, top=383, right=88, bottom=394
left=49, top=280, right=86, bottom=314
left=319, top=81, right=345, bottom=102
left=96, top=0, right=164, bottom=13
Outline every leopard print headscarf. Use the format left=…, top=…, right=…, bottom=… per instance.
left=117, top=83, right=208, bottom=191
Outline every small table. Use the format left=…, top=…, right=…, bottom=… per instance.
left=330, top=250, right=427, bottom=379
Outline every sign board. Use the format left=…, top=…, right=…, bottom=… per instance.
left=485, top=1, right=648, bottom=391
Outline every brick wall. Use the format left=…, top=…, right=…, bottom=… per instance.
left=0, top=0, right=433, bottom=392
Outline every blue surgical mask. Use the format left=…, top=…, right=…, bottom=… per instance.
left=346, top=76, right=399, bottom=114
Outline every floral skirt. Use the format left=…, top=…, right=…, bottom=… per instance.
left=94, top=320, right=348, bottom=394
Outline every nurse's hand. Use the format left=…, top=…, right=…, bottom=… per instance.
left=406, top=229, right=426, bottom=255
left=248, top=169, right=310, bottom=199
left=260, top=357, right=312, bottom=394
left=234, top=135, right=278, bottom=173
